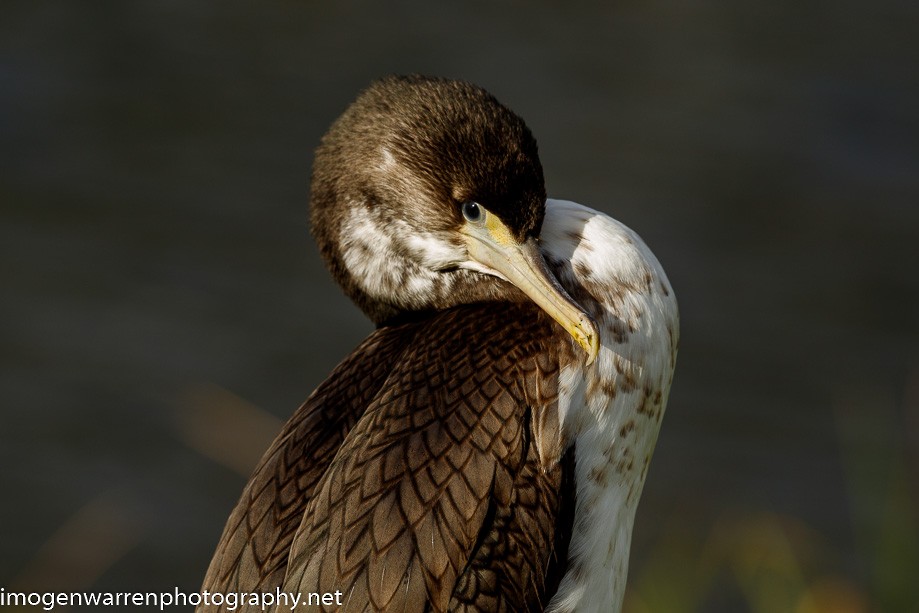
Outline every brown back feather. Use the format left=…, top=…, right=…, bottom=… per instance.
left=200, top=302, right=574, bottom=612
left=200, top=322, right=420, bottom=601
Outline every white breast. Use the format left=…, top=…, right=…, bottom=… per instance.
left=541, top=199, right=679, bottom=613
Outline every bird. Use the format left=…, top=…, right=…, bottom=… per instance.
left=198, top=75, right=678, bottom=613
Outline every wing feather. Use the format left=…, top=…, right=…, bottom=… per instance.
left=199, top=323, right=419, bottom=602
left=278, top=303, right=572, bottom=612
left=201, top=302, right=574, bottom=613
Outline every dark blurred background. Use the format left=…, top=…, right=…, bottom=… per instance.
left=2, top=1, right=917, bottom=611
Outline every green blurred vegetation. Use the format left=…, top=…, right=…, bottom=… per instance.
left=626, top=378, right=919, bottom=613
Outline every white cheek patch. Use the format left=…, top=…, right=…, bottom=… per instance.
left=400, top=223, right=464, bottom=270
left=339, top=205, right=394, bottom=298
left=339, top=204, right=462, bottom=308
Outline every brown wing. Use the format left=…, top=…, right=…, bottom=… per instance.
left=199, top=321, right=420, bottom=604
left=280, top=302, right=573, bottom=612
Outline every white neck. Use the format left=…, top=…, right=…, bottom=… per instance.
left=540, top=199, right=679, bottom=613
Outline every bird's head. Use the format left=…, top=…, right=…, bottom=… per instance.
left=310, top=75, right=598, bottom=363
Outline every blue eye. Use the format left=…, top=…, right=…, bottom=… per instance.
left=462, top=201, right=483, bottom=223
